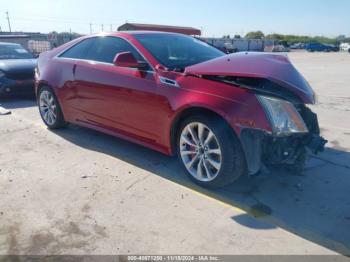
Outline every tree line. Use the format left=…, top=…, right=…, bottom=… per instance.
left=223, top=31, right=349, bottom=45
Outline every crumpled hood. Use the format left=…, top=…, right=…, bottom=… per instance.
left=0, top=59, right=37, bottom=73
left=184, top=52, right=315, bottom=104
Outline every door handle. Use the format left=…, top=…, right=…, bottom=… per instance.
left=72, top=64, right=77, bottom=76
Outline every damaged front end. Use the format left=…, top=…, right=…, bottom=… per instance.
left=240, top=101, right=327, bottom=175
left=218, top=76, right=327, bottom=175
left=200, top=75, right=327, bottom=175
left=184, top=52, right=327, bottom=174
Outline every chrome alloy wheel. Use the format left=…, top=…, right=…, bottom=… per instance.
left=39, top=90, right=57, bottom=126
left=180, top=122, right=222, bottom=182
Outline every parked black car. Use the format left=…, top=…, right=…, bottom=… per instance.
left=0, top=42, right=37, bottom=96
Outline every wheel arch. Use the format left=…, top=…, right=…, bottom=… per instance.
left=36, top=81, right=55, bottom=98
left=36, top=83, right=67, bottom=123
left=169, top=106, right=238, bottom=156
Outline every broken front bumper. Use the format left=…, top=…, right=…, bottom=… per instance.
left=240, top=106, right=327, bottom=175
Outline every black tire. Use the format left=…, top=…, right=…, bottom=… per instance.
left=177, top=114, right=247, bottom=188
left=37, top=86, right=68, bottom=129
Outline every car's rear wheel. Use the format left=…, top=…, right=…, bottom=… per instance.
left=177, top=115, right=246, bottom=188
left=38, top=86, right=67, bottom=129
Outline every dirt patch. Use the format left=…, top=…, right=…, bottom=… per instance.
left=0, top=215, right=109, bottom=255
left=5, top=225, right=20, bottom=255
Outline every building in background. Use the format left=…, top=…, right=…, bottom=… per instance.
left=0, top=31, right=82, bottom=54
left=27, top=40, right=51, bottom=56
left=201, top=37, right=276, bottom=52
left=0, top=34, right=30, bottom=47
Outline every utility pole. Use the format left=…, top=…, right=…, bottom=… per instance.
left=101, top=24, right=104, bottom=32
left=89, top=23, right=92, bottom=34
left=110, top=24, right=112, bottom=31
left=6, top=11, right=12, bottom=32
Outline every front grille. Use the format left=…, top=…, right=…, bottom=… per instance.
left=6, top=71, right=35, bottom=81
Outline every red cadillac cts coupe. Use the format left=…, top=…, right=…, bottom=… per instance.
left=35, top=31, right=327, bottom=188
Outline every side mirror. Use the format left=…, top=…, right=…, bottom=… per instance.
left=113, top=52, right=147, bottom=69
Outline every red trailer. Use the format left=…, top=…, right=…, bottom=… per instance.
left=118, top=23, right=201, bottom=36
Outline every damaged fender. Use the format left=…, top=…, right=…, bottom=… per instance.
left=185, top=52, right=327, bottom=174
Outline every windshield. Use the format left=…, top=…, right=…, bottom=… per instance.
left=0, top=44, right=34, bottom=59
left=134, top=33, right=224, bottom=71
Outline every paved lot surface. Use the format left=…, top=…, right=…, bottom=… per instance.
left=0, top=52, right=349, bottom=255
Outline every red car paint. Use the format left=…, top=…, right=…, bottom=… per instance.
left=185, top=52, right=315, bottom=104
left=35, top=32, right=313, bottom=156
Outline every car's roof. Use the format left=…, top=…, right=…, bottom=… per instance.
left=0, top=42, right=21, bottom=46
left=93, top=30, right=188, bottom=38
left=119, top=30, right=184, bottom=35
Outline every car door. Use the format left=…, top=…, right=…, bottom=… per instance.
left=72, top=36, right=169, bottom=144
left=55, top=37, right=95, bottom=120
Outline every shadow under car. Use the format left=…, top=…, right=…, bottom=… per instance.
left=49, top=124, right=350, bottom=255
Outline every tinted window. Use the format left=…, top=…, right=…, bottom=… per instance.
left=60, top=38, right=94, bottom=59
left=0, top=44, right=33, bottom=59
left=134, top=33, right=224, bottom=70
left=85, top=36, right=145, bottom=64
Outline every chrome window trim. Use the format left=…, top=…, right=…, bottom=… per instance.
left=55, top=35, right=155, bottom=72
left=55, top=56, right=155, bottom=74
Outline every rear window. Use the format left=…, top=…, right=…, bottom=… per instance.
left=84, top=36, right=144, bottom=64
left=59, top=38, right=94, bottom=59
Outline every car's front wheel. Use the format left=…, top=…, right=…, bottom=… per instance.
left=38, top=86, right=67, bottom=129
left=177, top=115, right=246, bottom=188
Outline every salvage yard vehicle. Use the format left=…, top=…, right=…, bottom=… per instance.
left=339, top=42, right=350, bottom=52
left=0, top=42, right=37, bottom=96
left=290, top=43, right=305, bottom=49
left=306, top=42, right=339, bottom=52
left=35, top=31, right=327, bottom=188
left=264, top=44, right=290, bottom=52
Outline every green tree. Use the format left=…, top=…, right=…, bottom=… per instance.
left=245, top=31, right=265, bottom=39
left=265, top=33, right=284, bottom=40
left=244, top=30, right=345, bottom=45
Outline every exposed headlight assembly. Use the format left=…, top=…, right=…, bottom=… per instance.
left=257, top=95, right=308, bottom=136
